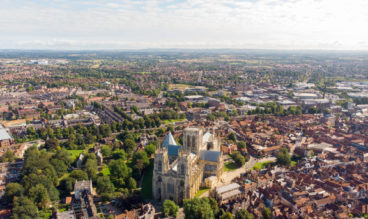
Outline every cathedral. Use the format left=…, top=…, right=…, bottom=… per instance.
left=152, top=127, right=224, bottom=203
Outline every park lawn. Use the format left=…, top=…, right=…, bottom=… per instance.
left=163, top=118, right=187, bottom=125
left=195, top=188, right=210, bottom=198
left=251, top=161, right=273, bottom=170
left=224, top=162, right=239, bottom=172
left=67, top=150, right=84, bottom=159
left=67, top=144, right=95, bottom=160
left=141, top=160, right=154, bottom=199
left=101, top=167, right=110, bottom=176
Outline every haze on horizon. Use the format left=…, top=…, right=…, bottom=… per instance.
left=1, top=0, right=368, bottom=51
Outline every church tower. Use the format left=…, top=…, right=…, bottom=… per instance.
left=152, top=147, right=169, bottom=201
left=183, top=127, right=203, bottom=154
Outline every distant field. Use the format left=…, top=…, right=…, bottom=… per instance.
left=169, top=83, right=190, bottom=90
left=163, top=118, right=186, bottom=125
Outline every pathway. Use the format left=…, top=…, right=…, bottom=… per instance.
left=217, top=156, right=276, bottom=187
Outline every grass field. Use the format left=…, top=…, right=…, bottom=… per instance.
left=141, top=159, right=154, bottom=199
left=67, top=150, right=84, bottom=159
left=195, top=188, right=210, bottom=197
left=251, top=161, right=273, bottom=170
left=101, top=167, right=111, bottom=176
left=224, top=162, right=239, bottom=172
left=163, top=118, right=187, bottom=125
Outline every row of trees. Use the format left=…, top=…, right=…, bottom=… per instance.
left=162, top=197, right=265, bottom=219
left=247, top=103, right=302, bottom=116
left=114, top=107, right=185, bottom=130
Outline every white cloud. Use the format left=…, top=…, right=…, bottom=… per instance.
left=0, top=0, right=367, bottom=50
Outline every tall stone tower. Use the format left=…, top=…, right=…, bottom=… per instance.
left=152, top=147, right=169, bottom=201
left=176, top=150, right=192, bottom=199
left=183, top=127, right=203, bottom=154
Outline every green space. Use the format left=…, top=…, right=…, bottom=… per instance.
left=163, top=118, right=187, bottom=125
left=67, top=150, right=83, bottom=159
left=224, top=162, right=238, bottom=172
left=290, top=160, right=297, bottom=167
left=101, top=167, right=110, bottom=176
left=141, top=159, right=154, bottom=199
left=251, top=161, right=273, bottom=170
left=195, top=188, right=210, bottom=198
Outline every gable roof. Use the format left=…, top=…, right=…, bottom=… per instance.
left=0, top=128, right=11, bottom=141
left=199, top=150, right=221, bottom=162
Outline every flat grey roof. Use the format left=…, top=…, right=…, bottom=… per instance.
left=215, top=183, right=240, bottom=195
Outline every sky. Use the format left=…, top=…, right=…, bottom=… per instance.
left=1, top=0, right=368, bottom=50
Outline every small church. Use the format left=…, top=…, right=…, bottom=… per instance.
left=152, top=127, right=224, bottom=203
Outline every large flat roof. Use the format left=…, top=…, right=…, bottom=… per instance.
left=215, top=183, right=240, bottom=195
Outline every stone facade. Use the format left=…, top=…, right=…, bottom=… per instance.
left=152, top=127, right=223, bottom=204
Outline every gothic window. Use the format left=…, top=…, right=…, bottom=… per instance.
left=191, top=135, right=196, bottom=150
left=180, top=164, right=185, bottom=174
left=186, top=135, right=191, bottom=149
left=158, top=162, right=162, bottom=172
left=158, top=176, right=162, bottom=182
left=167, top=183, right=174, bottom=194
left=180, top=180, right=184, bottom=186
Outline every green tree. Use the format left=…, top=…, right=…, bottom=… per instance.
left=96, top=175, right=115, bottom=195
left=84, top=159, right=98, bottom=179
left=220, top=212, right=233, bottom=219
left=101, top=145, right=112, bottom=157
left=126, top=177, right=137, bottom=190
left=276, top=147, right=291, bottom=166
left=124, top=138, right=136, bottom=155
left=12, top=196, right=39, bottom=219
left=1, top=150, right=15, bottom=162
left=50, top=158, right=68, bottom=177
left=231, top=151, right=245, bottom=167
left=262, top=207, right=272, bottom=219
left=27, top=184, right=50, bottom=209
left=227, top=133, right=237, bottom=142
left=207, top=114, right=216, bottom=121
left=235, top=209, right=254, bottom=219
left=132, top=150, right=150, bottom=171
left=183, top=197, right=215, bottom=219
left=145, top=144, right=156, bottom=156
left=59, top=177, right=76, bottom=194
left=5, top=183, right=24, bottom=202
left=112, top=149, right=127, bottom=160
left=237, top=141, right=247, bottom=150
left=108, top=159, right=131, bottom=188
left=70, top=170, right=88, bottom=181
left=163, top=199, right=179, bottom=218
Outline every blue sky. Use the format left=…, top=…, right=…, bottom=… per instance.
left=1, top=0, right=367, bottom=50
